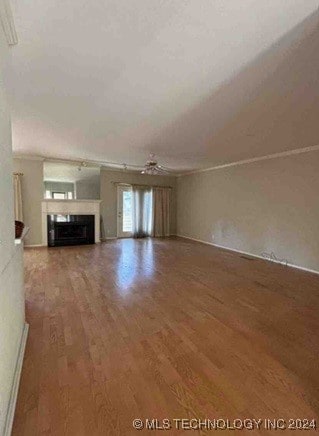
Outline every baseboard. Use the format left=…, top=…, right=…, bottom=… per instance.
left=102, top=236, right=177, bottom=241
left=4, top=323, right=29, bottom=436
left=176, top=235, right=319, bottom=276
left=24, top=244, right=45, bottom=248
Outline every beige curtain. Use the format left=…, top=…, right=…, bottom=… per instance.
left=152, top=187, right=170, bottom=237
left=132, top=186, right=153, bottom=238
left=13, top=173, right=23, bottom=221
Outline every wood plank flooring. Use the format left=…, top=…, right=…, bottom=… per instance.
left=12, top=237, right=319, bottom=435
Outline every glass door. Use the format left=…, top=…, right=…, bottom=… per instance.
left=117, top=186, right=133, bottom=237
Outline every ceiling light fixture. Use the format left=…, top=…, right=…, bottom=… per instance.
left=78, top=161, right=87, bottom=171
left=141, top=153, right=172, bottom=175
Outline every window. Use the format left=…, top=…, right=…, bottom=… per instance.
left=52, top=192, right=66, bottom=199
left=122, top=190, right=133, bottom=232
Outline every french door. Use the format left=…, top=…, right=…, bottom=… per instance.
left=117, top=186, right=133, bottom=237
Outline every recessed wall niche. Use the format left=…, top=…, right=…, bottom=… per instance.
left=43, top=161, right=100, bottom=200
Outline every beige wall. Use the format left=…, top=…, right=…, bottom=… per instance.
left=100, top=169, right=177, bottom=238
left=0, top=22, right=26, bottom=435
left=75, top=177, right=100, bottom=200
left=177, top=150, right=319, bottom=272
left=13, top=158, right=44, bottom=246
left=0, top=29, right=14, bottom=270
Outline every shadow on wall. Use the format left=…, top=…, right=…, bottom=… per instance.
left=149, top=9, right=319, bottom=170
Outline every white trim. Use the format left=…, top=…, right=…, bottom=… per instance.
left=0, top=0, right=17, bottom=45
left=101, top=167, right=146, bottom=175
left=13, top=154, right=45, bottom=161
left=43, top=199, right=102, bottom=203
left=176, top=235, right=319, bottom=276
left=13, top=154, right=143, bottom=173
left=179, top=144, right=319, bottom=176
left=4, top=323, right=29, bottom=436
left=13, top=153, right=176, bottom=176
left=117, top=185, right=133, bottom=238
left=42, top=199, right=101, bottom=245
left=13, top=144, right=319, bottom=177
left=24, top=244, right=45, bottom=248
left=176, top=234, right=215, bottom=246
left=0, top=244, right=22, bottom=277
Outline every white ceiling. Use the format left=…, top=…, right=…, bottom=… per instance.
left=10, top=0, right=319, bottom=172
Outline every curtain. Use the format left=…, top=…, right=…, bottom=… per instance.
left=152, top=187, right=170, bottom=237
left=13, top=173, right=23, bottom=221
left=132, top=186, right=153, bottom=238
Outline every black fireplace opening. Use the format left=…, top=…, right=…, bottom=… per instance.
left=47, top=215, right=95, bottom=247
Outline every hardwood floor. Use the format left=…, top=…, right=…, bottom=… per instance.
left=12, top=237, right=319, bottom=435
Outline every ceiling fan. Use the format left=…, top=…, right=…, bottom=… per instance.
left=141, top=153, right=171, bottom=175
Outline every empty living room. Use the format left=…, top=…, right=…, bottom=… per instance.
left=1, top=1, right=319, bottom=435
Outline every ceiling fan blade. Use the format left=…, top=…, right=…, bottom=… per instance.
left=157, top=165, right=171, bottom=173
left=141, top=154, right=173, bottom=175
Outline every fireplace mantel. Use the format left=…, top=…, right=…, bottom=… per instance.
left=42, top=199, right=101, bottom=245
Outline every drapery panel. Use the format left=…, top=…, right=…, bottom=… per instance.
left=13, top=173, right=23, bottom=221
left=152, top=187, right=170, bottom=237
left=132, top=186, right=153, bottom=238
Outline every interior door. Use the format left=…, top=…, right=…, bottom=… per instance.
left=117, top=186, right=133, bottom=238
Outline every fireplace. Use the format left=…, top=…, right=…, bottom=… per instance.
left=47, top=215, right=95, bottom=247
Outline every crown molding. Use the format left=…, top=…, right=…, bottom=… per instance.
left=13, top=153, right=45, bottom=161
left=101, top=166, right=144, bottom=175
left=14, top=143, right=319, bottom=177
left=178, top=144, right=319, bottom=177
left=12, top=153, right=179, bottom=176
left=100, top=167, right=175, bottom=176
left=13, top=153, right=143, bottom=173
left=0, top=0, right=17, bottom=45
left=13, top=153, right=123, bottom=168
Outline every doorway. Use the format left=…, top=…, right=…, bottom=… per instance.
left=117, top=186, right=133, bottom=237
